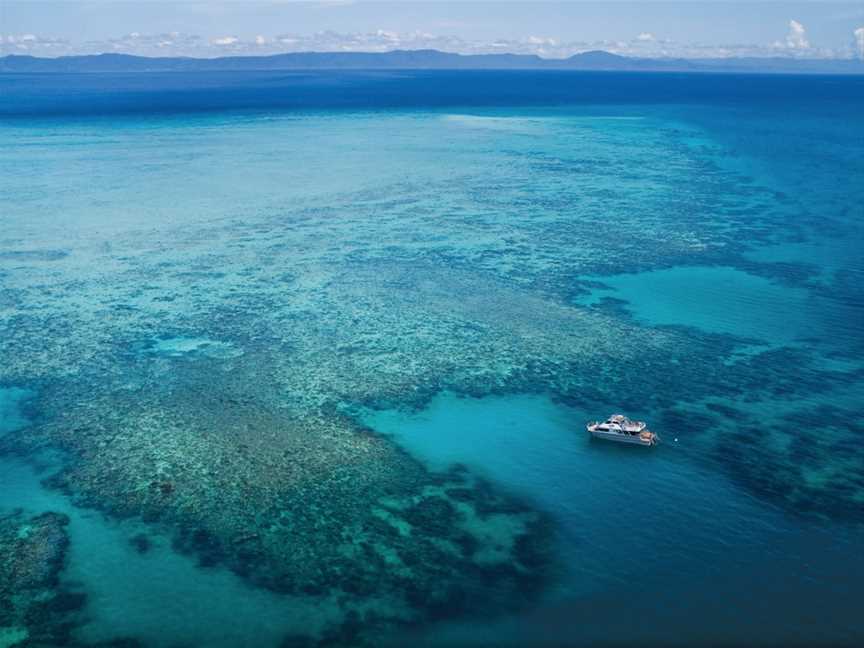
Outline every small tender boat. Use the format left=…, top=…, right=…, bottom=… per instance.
left=587, top=414, right=659, bottom=446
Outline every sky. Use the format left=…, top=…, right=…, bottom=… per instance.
left=2, top=1, right=864, bottom=59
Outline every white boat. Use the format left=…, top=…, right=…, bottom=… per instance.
left=587, top=414, right=659, bottom=446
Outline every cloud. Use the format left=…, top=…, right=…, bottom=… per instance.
left=91, top=32, right=203, bottom=56
left=786, top=19, right=810, bottom=49
left=374, top=29, right=400, bottom=43
left=1, top=25, right=855, bottom=60
left=527, top=36, right=557, bottom=46
left=0, top=33, right=70, bottom=53
left=854, top=27, right=864, bottom=59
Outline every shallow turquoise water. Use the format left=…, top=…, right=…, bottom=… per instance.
left=364, top=393, right=862, bottom=646
left=0, top=459, right=336, bottom=647
left=0, top=388, right=33, bottom=437
left=0, top=395, right=338, bottom=647
left=576, top=265, right=814, bottom=343
left=1, top=72, right=863, bottom=646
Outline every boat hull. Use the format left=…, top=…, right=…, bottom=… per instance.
left=589, top=429, right=655, bottom=446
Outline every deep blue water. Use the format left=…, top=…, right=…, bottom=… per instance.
left=3, top=70, right=864, bottom=116
left=1, top=71, right=863, bottom=647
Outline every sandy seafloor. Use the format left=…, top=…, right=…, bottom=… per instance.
left=1, top=71, right=863, bottom=647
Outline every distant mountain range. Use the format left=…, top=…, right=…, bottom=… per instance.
left=2, top=49, right=863, bottom=75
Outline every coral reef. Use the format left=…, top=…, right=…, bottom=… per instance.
left=1, top=102, right=862, bottom=645
left=18, top=364, right=553, bottom=643
left=0, top=510, right=82, bottom=647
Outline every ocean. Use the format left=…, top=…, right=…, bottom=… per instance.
left=1, top=70, right=863, bottom=647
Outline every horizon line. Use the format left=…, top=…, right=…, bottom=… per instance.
left=4, top=48, right=864, bottom=63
